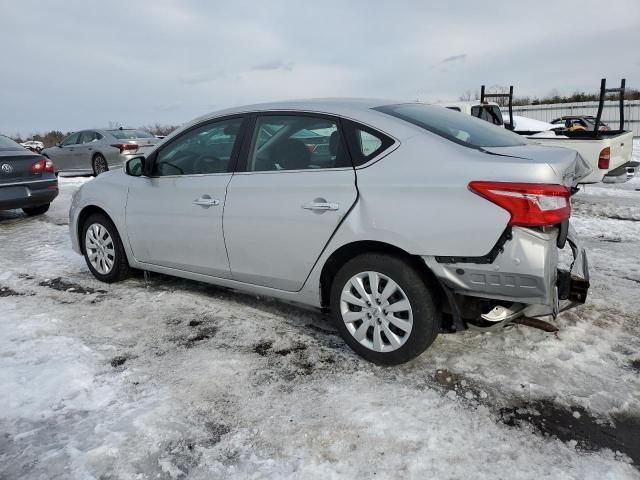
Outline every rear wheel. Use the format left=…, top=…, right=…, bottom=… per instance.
left=330, top=253, right=440, bottom=365
left=82, top=213, right=130, bottom=282
left=22, top=204, right=50, bottom=216
left=92, top=154, right=108, bottom=176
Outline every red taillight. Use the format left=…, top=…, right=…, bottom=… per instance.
left=469, top=181, right=571, bottom=227
left=598, top=147, right=610, bottom=169
left=31, top=158, right=55, bottom=174
left=111, top=143, right=138, bottom=154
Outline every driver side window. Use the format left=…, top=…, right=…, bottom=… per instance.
left=152, top=117, right=243, bottom=176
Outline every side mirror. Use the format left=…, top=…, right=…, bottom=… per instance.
left=125, top=156, right=145, bottom=177
left=57, top=143, right=62, bottom=148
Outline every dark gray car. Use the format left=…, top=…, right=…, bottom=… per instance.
left=42, top=128, right=158, bottom=176
left=0, top=135, right=58, bottom=216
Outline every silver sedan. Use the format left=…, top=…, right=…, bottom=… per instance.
left=43, top=128, right=158, bottom=176
left=69, top=99, right=591, bottom=364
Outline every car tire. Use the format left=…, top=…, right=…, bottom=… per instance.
left=81, top=213, right=131, bottom=283
left=330, top=253, right=440, bottom=365
left=92, top=154, right=109, bottom=176
left=22, top=204, right=50, bottom=216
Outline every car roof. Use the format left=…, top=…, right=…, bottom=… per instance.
left=435, top=101, right=500, bottom=108
left=167, top=97, right=501, bottom=145
left=194, top=98, right=396, bottom=120
left=172, top=97, right=416, bottom=140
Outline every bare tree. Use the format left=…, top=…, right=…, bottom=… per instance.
left=483, top=85, right=511, bottom=106
left=459, top=90, right=472, bottom=101
left=459, top=89, right=480, bottom=102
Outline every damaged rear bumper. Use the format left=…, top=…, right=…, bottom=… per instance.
left=423, top=223, right=589, bottom=323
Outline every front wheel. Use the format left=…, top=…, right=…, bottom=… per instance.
left=82, top=213, right=131, bottom=282
left=92, top=154, right=109, bottom=176
left=330, top=253, right=440, bottom=365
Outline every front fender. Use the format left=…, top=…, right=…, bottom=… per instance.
left=69, top=171, right=131, bottom=258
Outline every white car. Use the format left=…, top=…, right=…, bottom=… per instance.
left=20, top=140, right=44, bottom=153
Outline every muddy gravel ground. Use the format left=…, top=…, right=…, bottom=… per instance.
left=1, top=162, right=639, bottom=479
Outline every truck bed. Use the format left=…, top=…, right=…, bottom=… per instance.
left=524, top=130, right=634, bottom=184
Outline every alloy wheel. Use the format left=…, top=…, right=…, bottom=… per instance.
left=339, top=271, right=413, bottom=352
left=85, top=223, right=115, bottom=274
left=94, top=156, right=108, bottom=175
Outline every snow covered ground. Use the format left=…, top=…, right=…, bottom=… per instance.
left=1, top=143, right=639, bottom=479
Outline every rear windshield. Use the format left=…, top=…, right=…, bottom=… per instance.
left=470, top=105, right=503, bottom=126
left=108, top=129, right=155, bottom=140
left=0, top=135, right=24, bottom=152
left=374, top=104, right=526, bottom=149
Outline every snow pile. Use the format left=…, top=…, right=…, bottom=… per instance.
left=1, top=149, right=640, bottom=478
left=506, top=115, right=562, bottom=133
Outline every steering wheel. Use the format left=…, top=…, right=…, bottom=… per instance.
left=157, top=151, right=199, bottom=175
left=193, top=155, right=224, bottom=174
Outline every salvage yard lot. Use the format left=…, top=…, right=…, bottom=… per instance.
left=1, top=142, right=639, bottom=479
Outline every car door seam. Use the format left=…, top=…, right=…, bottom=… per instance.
left=295, top=164, right=361, bottom=293
left=221, top=174, right=235, bottom=280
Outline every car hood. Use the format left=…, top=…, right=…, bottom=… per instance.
left=481, top=145, right=592, bottom=188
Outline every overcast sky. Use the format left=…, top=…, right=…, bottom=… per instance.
left=2, top=0, right=639, bottom=134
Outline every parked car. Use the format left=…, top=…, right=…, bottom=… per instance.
left=0, top=135, right=58, bottom=216
left=550, top=116, right=610, bottom=132
left=20, top=140, right=44, bottom=153
left=42, top=128, right=158, bottom=176
left=69, top=99, right=591, bottom=364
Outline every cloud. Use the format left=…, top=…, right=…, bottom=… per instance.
left=179, top=71, right=225, bottom=86
left=153, top=102, right=184, bottom=113
left=1, top=0, right=639, bottom=133
left=441, top=54, right=467, bottom=63
left=251, top=60, right=294, bottom=71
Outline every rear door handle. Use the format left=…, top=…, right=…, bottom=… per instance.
left=302, top=201, right=339, bottom=211
left=192, top=195, right=220, bottom=207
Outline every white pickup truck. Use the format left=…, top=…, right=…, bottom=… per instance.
left=439, top=80, right=635, bottom=184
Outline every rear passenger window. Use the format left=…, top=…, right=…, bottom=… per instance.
left=470, top=105, right=503, bottom=126
left=246, top=115, right=351, bottom=172
left=343, top=120, right=394, bottom=167
left=79, top=131, right=100, bottom=144
left=357, top=130, right=383, bottom=157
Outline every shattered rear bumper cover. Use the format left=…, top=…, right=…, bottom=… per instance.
left=423, top=223, right=590, bottom=320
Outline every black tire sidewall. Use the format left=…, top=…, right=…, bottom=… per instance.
left=93, top=154, right=108, bottom=176
left=81, top=213, right=130, bottom=283
left=330, top=253, right=440, bottom=365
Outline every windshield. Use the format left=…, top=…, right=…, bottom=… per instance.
left=375, top=104, right=526, bottom=148
left=0, top=135, right=24, bottom=152
left=470, top=105, right=503, bottom=126
left=108, top=129, right=155, bottom=140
